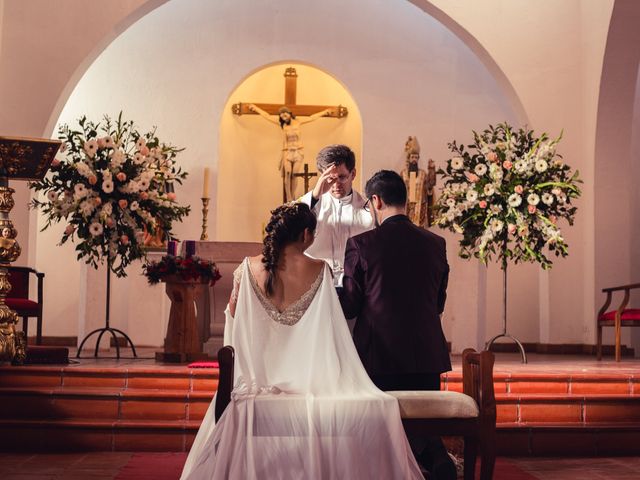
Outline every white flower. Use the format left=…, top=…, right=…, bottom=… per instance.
left=47, top=191, right=58, bottom=202
left=535, top=160, right=548, bottom=173
left=466, top=190, right=478, bottom=202
left=130, top=201, right=139, bottom=211
left=514, top=160, right=528, bottom=174
left=489, top=163, right=503, bottom=181
left=541, top=193, right=554, bottom=205
left=136, top=138, right=146, bottom=149
left=102, top=136, right=114, bottom=148
left=102, top=202, right=113, bottom=216
left=75, top=161, right=92, bottom=178
left=89, top=222, right=103, bottom=236
left=450, top=157, right=464, bottom=170
left=490, top=218, right=504, bottom=233
left=110, top=149, right=125, bottom=167
left=527, top=193, right=540, bottom=206
left=138, top=179, right=150, bottom=191
left=474, top=163, right=488, bottom=176
left=102, top=180, right=114, bottom=194
left=490, top=204, right=503, bottom=215
left=508, top=193, right=522, bottom=207
left=83, top=139, right=98, bottom=158
left=446, top=198, right=456, bottom=208
left=134, top=153, right=145, bottom=164
left=556, top=192, right=567, bottom=204
left=80, top=200, right=94, bottom=216
left=483, top=184, right=495, bottom=196
left=74, top=183, right=88, bottom=199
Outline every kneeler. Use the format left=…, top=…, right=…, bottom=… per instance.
left=214, top=347, right=496, bottom=480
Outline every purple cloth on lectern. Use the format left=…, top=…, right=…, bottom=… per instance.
left=167, top=240, right=178, bottom=256
left=185, top=240, right=196, bottom=258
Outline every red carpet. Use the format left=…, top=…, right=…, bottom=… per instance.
left=115, top=453, right=537, bottom=479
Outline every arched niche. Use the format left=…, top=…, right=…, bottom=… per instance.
left=216, top=63, right=363, bottom=242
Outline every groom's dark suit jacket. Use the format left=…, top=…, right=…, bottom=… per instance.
left=339, top=214, right=451, bottom=377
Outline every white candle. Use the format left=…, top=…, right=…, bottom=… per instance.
left=202, top=167, right=210, bottom=198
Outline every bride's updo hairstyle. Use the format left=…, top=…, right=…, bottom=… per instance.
left=262, top=202, right=317, bottom=297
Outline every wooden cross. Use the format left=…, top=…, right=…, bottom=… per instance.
left=232, top=67, right=348, bottom=118
left=292, top=163, right=318, bottom=194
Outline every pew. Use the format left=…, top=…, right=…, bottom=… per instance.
left=214, top=346, right=496, bottom=480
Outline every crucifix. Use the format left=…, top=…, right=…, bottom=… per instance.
left=232, top=67, right=347, bottom=202
left=293, top=163, right=318, bottom=194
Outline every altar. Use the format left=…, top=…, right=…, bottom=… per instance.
left=183, top=241, right=262, bottom=357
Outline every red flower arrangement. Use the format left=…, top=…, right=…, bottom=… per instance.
left=143, top=255, right=221, bottom=285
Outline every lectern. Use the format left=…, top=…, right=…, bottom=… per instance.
left=0, top=136, right=60, bottom=364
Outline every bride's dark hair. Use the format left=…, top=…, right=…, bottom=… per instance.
left=262, top=202, right=317, bottom=297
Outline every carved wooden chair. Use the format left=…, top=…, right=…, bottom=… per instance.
left=5, top=266, right=45, bottom=345
left=214, top=346, right=496, bottom=480
left=597, top=282, right=640, bottom=362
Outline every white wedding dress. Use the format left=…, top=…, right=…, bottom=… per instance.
left=180, top=258, right=423, bottom=479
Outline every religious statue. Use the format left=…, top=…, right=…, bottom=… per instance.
left=400, top=136, right=437, bottom=228
left=248, top=104, right=331, bottom=202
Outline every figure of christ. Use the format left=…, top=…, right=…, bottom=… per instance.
left=248, top=103, right=331, bottom=202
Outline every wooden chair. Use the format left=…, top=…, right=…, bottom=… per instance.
left=214, top=346, right=496, bottom=480
left=597, top=282, right=640, bottom=362
left=5, top=266, right=45, bottom=345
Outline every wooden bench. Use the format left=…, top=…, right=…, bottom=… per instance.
left=214, top=347, right=496, bottom=480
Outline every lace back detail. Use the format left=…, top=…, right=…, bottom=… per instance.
left=247, top=261, right=323, bottom=326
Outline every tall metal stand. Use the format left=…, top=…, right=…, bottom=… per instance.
left=76, top=259, right=137, bottom=359
left=485, top=264, right=527, bottom=363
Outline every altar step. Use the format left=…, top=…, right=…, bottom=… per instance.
left=1, top=365, right=639, bottom=455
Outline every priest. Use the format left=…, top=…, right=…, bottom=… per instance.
left=300, top=144, right=373, bottom=286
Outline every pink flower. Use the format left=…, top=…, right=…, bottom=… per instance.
left=528, top=205, right=537, bottom=214
left=118, top=199, right=128, bottom=209
left=120, top=234, right=129, bottom=245
left=116, top=172, right=127, bottom=182
left=140, top=146, right=150, bottom=156
left=167, top=192, right=176, bottom=201
left=64, top=225, right=75, bottom=235
left=88, top=175, right=97, bottom=185
left=140, top=192, right=149, bottom=200
left=465, top=172, right=479, bottom=183
left=51, top=158, right=61, bottom=167
left=514, top=185, right=524, bottom=194
left=508, top=224, right=517, bottom=235
left=549, top=215, right=557, bottom=224
left=106, top=218, right=115, bottom=228
left=503, top=160, right=513, bottom=170
left=486, top=152, right=498, bottom=163
left=97, top=137, right=107, bottom=148
left=478, top=200, right=487, bottom=209
left=93, top=197, right=102, bottom=206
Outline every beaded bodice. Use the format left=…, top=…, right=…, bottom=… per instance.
left=232, top=259, right=323, bottom=326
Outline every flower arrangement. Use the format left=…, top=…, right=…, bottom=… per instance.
left=30, top=113, right=191, bottom=277
left=434, top=123, right=582, bottom=269
left=142, top=255, right=221, bottom=286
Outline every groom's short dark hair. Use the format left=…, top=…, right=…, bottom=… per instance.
left=316, top=144, right=356, bottom=172
left=365, top=170, right=407, bottom=207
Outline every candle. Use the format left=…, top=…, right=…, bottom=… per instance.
left=202, top=167, right=210, bottom=198
left=185, top=240, right=196, bottom=258
left=167, top=240, right=178, bottom=256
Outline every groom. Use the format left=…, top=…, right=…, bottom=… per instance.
left=339, top=170, right=455, bottom=480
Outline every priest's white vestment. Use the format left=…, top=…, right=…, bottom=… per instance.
left=300, top=190, right=373, bottom=286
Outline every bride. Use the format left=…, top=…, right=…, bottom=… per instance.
left=181, top=202, right=423, bottom=479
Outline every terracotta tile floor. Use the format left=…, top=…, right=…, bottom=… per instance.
left=62, top=347, right=640, bottom=373
left=0, top=453, right=638, bottom=479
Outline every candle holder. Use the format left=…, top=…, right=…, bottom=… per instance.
left=200, top=197, right=210, bottom=241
